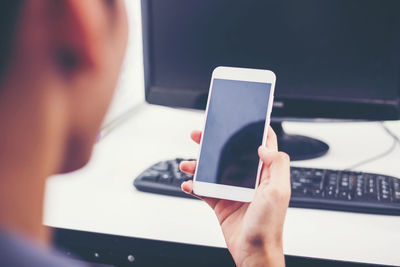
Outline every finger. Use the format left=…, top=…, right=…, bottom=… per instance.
left=179, top=161, right=196, bottom=174
left=181, top=180, right=219, bottom=208
left=190, top=130, right=202, bottom=144
left=266, top=126, right=278, bottom=151
left=258, top=146, right=288, bottom=167
left=258, top=146, right=291, bottom=188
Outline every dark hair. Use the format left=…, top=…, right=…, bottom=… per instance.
left=0, top=0, right=24, bottom=81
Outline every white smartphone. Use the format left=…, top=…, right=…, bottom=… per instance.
left=193, top=66, right=276, bottom=202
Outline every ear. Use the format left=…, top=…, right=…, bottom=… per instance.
left=49, top=0, right=109, bottom=76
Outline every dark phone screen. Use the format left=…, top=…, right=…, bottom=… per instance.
left=196, top=79, right=272, bottom=188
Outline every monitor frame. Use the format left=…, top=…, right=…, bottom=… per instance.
left=141, top=0, right=400, bottom=121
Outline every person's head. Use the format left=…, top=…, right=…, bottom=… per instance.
left=0, top=0, right=128, bottom=174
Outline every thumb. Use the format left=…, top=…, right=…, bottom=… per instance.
left=258, top=146, right=291, bottom=188
left=258, top=146, right=290, bottom=168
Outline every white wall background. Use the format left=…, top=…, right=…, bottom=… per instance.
left=105, top=0, right=144, bottom=124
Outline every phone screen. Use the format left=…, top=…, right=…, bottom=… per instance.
left=196, top=78, right=272, bottom=189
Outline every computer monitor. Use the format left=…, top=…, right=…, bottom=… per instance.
left=141, top=0, right=400, bottom=160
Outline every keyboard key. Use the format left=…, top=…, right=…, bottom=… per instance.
left=348, top=174, right=357, bottom=189
left=326, top=186, right=336, bottom=199
left=380, top=193, right=391, bottom=202
left=291, top=181, right=303, bottom=193
left=172, top=178, right=184, bottom=186
left=172, top=170, right=184, bottom=179
left=159, top=173, right=171, bottom=183
left=393, top=179, right=400, bottom=203
left=394, top=193, right=400, bottom=203
left=152, top=161, right=170, bottom=172
left=140, top=170, right=159, bottom=182
left=312, top=188, right=324, bottom=198
left=377, top=176, right=391, bottom=202
left=355, top=189, right=363, bottom=199
left=339, top=190, right=351, bottom=200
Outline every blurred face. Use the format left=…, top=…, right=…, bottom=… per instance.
left=3, top=0, right=129, bottom=174
left=60, top=0, right=129, bottom=172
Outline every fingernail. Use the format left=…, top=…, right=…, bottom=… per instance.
left=181, top=182, right=190, bottom=194
left=179, top=162, right=186, bottom=171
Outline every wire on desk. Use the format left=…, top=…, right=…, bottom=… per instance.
left=97, top=110, right=400, bottom=169
left=97, top=103, right=145, bottom=142
left=345, top=122, right=400, bottom=171
left=381, top=122, right=400, bottom=144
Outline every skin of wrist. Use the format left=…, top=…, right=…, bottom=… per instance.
left=239, top=242, right=284, bottom=267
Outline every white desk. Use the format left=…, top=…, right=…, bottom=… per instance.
left=43, top=103, right=400, bottom=266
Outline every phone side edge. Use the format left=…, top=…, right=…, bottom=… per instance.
left=192, top=68, right=219, bottom=196
left=254, top=73, right=277, bottom=196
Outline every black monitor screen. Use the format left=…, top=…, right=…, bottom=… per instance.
left=143, top=0, right=400, bottom=120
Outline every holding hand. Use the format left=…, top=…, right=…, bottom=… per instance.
left=180, top=127, right=291, bottom=267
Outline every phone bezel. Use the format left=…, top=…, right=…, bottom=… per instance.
left=193, top=66, right=276, bottom=202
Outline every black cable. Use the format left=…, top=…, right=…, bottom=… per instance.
left=345, top=122, right=399, bottom=171
left=381, top=122, right=400, bottom=144
left=97, top=103, right=145, bottom=142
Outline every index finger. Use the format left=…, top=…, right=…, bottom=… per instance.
left=190, top=130, right=202, bottom=144
left=181, top=180, right=219, bottom=209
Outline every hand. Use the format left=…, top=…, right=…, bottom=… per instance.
left=180, top=127, right=291, bottom=267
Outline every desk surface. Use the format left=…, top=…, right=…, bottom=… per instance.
left=44, top=103, right=400, bottom=266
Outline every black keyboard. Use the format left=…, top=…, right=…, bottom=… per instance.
left=133, top=158, right=400, bottom=215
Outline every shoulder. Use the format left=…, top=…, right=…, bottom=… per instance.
left=0, top=230, right=87, bottom=267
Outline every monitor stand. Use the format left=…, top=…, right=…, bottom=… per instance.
left=271, top=122, right=329, bottom=161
